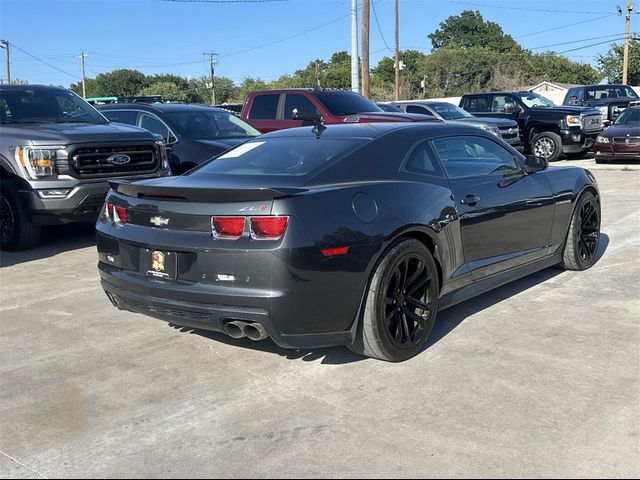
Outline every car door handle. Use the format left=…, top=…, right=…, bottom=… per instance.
left=460, top=195, right=480, bottom=206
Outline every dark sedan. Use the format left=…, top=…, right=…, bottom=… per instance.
left=99, top=103, right=260, bottom=174
left=96, top=123, right=601, bottom=361
left=594, top=107, right=640, bottom=163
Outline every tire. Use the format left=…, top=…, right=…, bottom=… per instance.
left=0, top=180, right=41, bottom=251
left=560, top=191, right=600, bottom=271
left=350, top=239, right=440, bottom=362
left=531, top=132, right=563, bottom=162
left=594, top=157, right=607, bottom=164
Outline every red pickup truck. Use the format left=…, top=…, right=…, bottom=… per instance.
left=240, top=88, right=440, bottom=133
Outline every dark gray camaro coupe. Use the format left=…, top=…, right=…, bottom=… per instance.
left=96, top=122, right=601, bottom=361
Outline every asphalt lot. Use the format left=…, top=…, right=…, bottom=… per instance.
left=1, top=158, right=639, bottom=478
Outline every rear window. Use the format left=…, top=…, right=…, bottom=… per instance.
left=314, top=91, right=382, bottom=116
left=195, top=137, right=367, bottom=177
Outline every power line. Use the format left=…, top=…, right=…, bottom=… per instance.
left=220, top=13, right=352, bottom=58
left=515, top=15, right=618, bottom=39
left=10, top=43, right=78, bottom=79
left=371, top=0, right=392, bottom=52
left=530, top=33, right=638, bottom=50
left=557, top=36, right=636, bottom=54
left=439, top=0, right=612, bottom=15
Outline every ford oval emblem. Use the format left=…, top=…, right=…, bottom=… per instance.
left=108, top=154, right=131, bottom=165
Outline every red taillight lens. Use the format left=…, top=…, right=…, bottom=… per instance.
left=114, top=206, right=127, bottom=224
left=212, top=216, right=245, bottom=239
left=105, top=203, right=126, bottom=224
left=250, top=216, right=288, bottom=240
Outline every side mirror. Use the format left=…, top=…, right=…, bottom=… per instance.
left=524, top=155, right=548, bottom=174
left=503, top=103, right=516, bottom=114
left=292, top=108, right=322, bottom=123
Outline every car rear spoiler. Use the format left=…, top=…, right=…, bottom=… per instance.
left=108, top=180, right=307, bottom=202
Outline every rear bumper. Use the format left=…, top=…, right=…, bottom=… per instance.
left=594, top=144, right=640, bottom=162
left=100, top=266, right=355, bottom=349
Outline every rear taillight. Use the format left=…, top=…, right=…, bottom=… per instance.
left=211, top=216, right=245, bottom=239
left=210, top=216, right=289, bottom=240
left=104, top=202, right=127, bottom=224
left=250, top=216, right=288, bottom=240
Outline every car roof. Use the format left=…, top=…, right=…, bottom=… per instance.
left=0, top=84, right=69, bottom=92
left=258, top=121, right=489, bottom=140
left=98, top=103, right=229, bottom=113
left=249, top=88, right=360, bottom=95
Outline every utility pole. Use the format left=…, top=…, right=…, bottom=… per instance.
left=315, top=61, right=321, bottom=87
left=361, top=0, right=370, bottom=97
left=351, top=0, right=359, bottom=93
left=79, top=52, right=87, bottom=98
left=620, top=0, right=634, bottom=84
left=203, top=52, right=218, bottom=105
left=394, top=0, right=400, bottom=100
left=0, top=40, right=10, bottom=84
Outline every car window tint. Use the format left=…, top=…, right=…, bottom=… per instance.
left=139, top=113, right=170, bottom=138
left=406, top=105, right=434, bottom=116
left=490, top=95, right=511, bottom=113
left=405, top=142, right=442, bottom=177
left=433, top=135, right=520, bottom=178
left=465, top=96, right=489, bottom=113
left=197, top=137, right=367, bottom=177
left=249, top=94, right=280, bottom=119
left=284, top=94, right=318, bottom=119
left=103, top=110, right=138, bottom=125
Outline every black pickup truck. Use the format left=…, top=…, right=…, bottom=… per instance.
left=563, top=84, right=640, bottom=123
left=460, top=91, right=603, bottom=161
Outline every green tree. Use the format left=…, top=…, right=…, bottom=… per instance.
left=232, top=77, right=268, bottom=103
left=137, top=81, right=189, bottom=102
left=371, top=49, right=428, bottom=98
left=428, top=10, right=522, bottom=54
left=92, top=69, right=147, bottom=97
left=530, top=52, right=601, bottom=85
left=598, top=36, right=640, bottom=85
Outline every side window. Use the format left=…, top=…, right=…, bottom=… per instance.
left=138, top=113, right=173, bottom=140
left=465, top=96, right=489, bottom=113
left=490, top=95, right=512, bottom=113
left=432, top=135, right=521, bottom=179
left=248, top=94, right=280, bottom=119
left=406, top=105, right=434, bottom=116
left=283, top=94, right=318, bottom=119
left=405, top=142, right=443, bottom=177
left=566, top=88, right=584, bottom=105
left=102, top=110, right=138, bottom=125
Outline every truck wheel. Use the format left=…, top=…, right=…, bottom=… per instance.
left=0, top=180, right=41, bottom=251
left=532, top=132, right=562, bottom=162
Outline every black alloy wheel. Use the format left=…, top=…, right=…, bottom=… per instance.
left=382, top=253, right=434, bottom=350
left=561, top=191, right=600, bottom=271
left=576, top=197, right=600, bottom=262
left=351, top=239, right=440, bottom=362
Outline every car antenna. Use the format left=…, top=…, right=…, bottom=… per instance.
left=312, top=116, right=326, bottom=139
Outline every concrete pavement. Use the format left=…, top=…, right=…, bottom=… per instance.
left=1, top=169, right=638, bottom=478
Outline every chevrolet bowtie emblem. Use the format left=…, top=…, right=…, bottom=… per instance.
left=150, top=216, right=170, bottom=227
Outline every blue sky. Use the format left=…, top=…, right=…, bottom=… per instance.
left=0, top=0, right=636, bottom=87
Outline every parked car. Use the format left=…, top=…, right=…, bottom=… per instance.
left=594, top=107, right=640, bottom=163
left=96, top=122, right=600, bottom=362
left=460, top=91, right=603, bottom=161
left=212, top=103, right=243, bottom=115
left=0, top=84, right=170, bottom=251
left=99, top=103, right=260, bottom=175
left=240, top=88, right=441, bottom=133
left=563, top=84, right=640, bottom=123
left=390, top=100, right=520, bottom=147
left=377, top=102, right=404, bottom=112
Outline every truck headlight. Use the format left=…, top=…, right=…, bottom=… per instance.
left=15, top=146, right=64, bottom=179
left=566, top=115, right=582, bottom=127
left=596, top=136, right=610, bottom=144
left=598, top=106, right=609, bottom=118
left=481, top=125, right=501, bottom=137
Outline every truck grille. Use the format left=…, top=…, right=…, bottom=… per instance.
left=498, top=127, right=519, bottom=139
left=613, top=136, right=640, bottom=145
left=69, top=144, right=159, bottom=178
left=582, top=115, right=602, bottom=133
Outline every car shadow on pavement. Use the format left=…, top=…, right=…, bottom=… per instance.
left=180, top=233, right=610, bottom=365
left=424, top=232, right=609, bottom=353
left=0, top=223, right=96, bottom=268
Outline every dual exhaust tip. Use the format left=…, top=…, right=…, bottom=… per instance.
left=223, top=320, right=269, bottom=341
